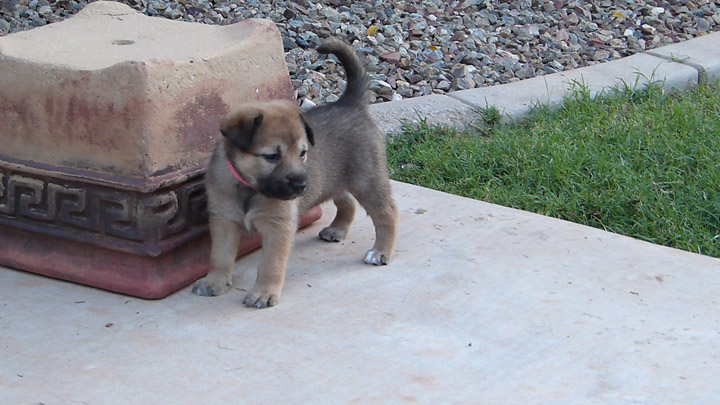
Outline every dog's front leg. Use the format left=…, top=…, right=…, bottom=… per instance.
left=192, top=215, right=243, bottom=296
left=243, top=217, right=295, bottom=308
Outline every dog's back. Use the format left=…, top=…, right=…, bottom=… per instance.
left=300, top=39, right=388, bottom=212
left=300, top=38, right=397, bottom=267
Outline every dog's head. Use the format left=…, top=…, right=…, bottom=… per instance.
left=220, top=100, right=315, bottom=200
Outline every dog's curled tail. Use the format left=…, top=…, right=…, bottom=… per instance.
left=316, top=39, right=369, bottom=105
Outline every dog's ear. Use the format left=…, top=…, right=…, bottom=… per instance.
left=299, top=113, right=315, bottom=146
left=221, top=109, right=264, bottom=151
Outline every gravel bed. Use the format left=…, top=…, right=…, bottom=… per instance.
left=2, top=0, right=718, bottom=104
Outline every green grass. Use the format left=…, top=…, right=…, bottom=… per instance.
left=387, top=81, right=720, bottom=258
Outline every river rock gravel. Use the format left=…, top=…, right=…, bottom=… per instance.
left=2, top=0, right=718, bottom=104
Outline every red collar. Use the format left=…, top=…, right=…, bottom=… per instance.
left=226, top=159, right=252, bottom=187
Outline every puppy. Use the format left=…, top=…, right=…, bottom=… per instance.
left=192, top=38, right=398, bottom=308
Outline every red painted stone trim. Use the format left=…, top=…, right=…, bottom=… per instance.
left=0, top=206, right=322, bottom=299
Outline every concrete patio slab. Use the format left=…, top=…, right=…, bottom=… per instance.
left=2, top=181, right=719, bottom=403
left=448, top=53, right=698, bottom=121
left=2, top=8, right=720, bottom=404
left=647, top=31, right=720, bottom=82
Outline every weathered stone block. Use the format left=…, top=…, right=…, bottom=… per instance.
left=0, top=1, right=320, bottom=298
left=0, top=0, right=292, bottom=180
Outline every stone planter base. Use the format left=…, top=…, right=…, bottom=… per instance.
left=0, top=207, right=321, bottom=299
left=0, top=1, right=320, bottom=298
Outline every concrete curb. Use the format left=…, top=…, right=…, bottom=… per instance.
left=370, top=31, right=719, bottom=134
left=368, top=93, right=480, bottom=135
left=646, top=31, right=720, bottom=83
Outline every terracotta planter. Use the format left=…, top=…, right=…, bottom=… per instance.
left=0, top=1, right=321, bottom=298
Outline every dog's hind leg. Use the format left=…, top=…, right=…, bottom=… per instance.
left=354, top=187, right=398, bottom=266
left=319, top=192, right=356, bottom=242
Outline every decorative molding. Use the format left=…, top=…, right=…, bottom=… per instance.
left=0, top=167, right=208, bottom=257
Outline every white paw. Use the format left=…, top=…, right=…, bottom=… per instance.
left=364, top=250, right=389, bottom=266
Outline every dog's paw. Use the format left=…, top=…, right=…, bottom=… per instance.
left=319, top=226, right=348, bottom=242
left=364, top=250, right=390, bottom=266
left=192, top=275, right=231, bottom=296
left=243, top=292, right=279, bottom=309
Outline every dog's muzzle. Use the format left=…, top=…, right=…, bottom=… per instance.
left=260, top=173, right=307, bottom=200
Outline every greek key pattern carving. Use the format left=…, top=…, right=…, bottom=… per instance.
left=0, top=168, right=208, bottom=256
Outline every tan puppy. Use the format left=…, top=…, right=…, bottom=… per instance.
left=192, top=39, right=398, bottom=308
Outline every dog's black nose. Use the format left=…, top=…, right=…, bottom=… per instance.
left=289, top=180, right=306, bottom=193
left=287, top=175, right=307, bottom=193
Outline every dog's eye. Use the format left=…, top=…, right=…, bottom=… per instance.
left=300, top=150, right=307, bottom=159
left=263, top=153, right=281, bottom=163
